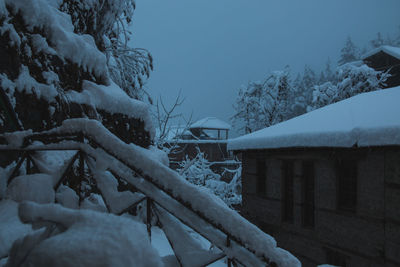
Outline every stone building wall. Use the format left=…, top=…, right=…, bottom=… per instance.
left=240, top=148, right=400, bottom=267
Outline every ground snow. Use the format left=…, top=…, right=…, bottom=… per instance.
left=229, top=86, right=400, bottom=150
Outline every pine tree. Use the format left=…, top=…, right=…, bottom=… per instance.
left=370, top=32, right=385, bottom=49
left=288, top=73, right=307, bottom=118
left=338, top=36, right=359, bottom=65
left=324, top=58, right=335, bottom=82
left=384, top=34, right=394, bottom=46
left=318, top=71, right=326, bottom=84
left=300, top=65, right=316, bottom=107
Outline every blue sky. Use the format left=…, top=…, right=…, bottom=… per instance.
left=131, top=0, right=400, bottom=136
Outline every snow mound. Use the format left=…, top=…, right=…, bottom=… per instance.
left=0, top=200, right=31, bottom=259
left=6, top=174, right=55, bottom=204
left=93, top=170, right=145, bottom=214
left=55, top=185, right=79, bottom=210
left=80, top=193, right=108, bottom=213
left=6, top=202, right=162, bottom=267
left=229, top=86, right=400, bottom=150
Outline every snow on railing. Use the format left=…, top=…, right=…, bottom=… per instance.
left=0, top=119, right=300, bottom=267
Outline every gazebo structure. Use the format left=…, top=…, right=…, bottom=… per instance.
left=189, top=117, right=231, bottom=140
left=167, top=117, right=237, bottom=179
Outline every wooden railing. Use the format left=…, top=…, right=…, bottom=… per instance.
left=0, top=119, right=299, bottom=267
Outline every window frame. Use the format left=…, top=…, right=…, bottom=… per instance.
left=336, top=159, right=358, bottom=213
left=282, top=160, right=294, bottom=223
left=256, top=159, right=267, bottom=196
left=301, top=160, right=315, bottom=228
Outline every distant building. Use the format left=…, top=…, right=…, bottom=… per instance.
left=362, top=45, right=400, bottom=88
left=228, top=87, right=400, bottom=267
left=168, top=117, right=231, bottom=162
left=167, top=117, right=237, bottom=178
left=189, top=117, right=231, bottom=141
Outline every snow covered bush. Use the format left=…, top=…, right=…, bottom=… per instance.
left=311, top=62, right=390, bottom=110
left=178, top=148, right=241, bottom=207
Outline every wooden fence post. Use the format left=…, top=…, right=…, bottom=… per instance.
left=147, top=197, right=152, bottom=241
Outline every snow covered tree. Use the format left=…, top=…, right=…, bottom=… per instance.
left=232, top=81, right=265, bottom=134
left=0, top=0, right=153, bottom=146
left=232, top=67, right=292, bottom=134
left=311, top=62, right=390, bottom=110
left=271, top=66, right=291, bottom=123
left=338, top=36, right=359, bottom=65
left=298, top=65, right=317, bottom=111
left=60, top=0, right=153, bottom=100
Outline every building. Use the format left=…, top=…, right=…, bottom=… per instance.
left=362, top=45, right=400, bottom=88
left=228, top=87, right=400, bottom=267
left=167, top=117, right=237, bottom=179
left=168, top=117, right=231, bottom=163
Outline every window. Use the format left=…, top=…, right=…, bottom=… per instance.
left=325, top=248, right=347, bottom=267
left=336, top=159, right=358, bottom=212
left=256, top=160, right=266, bottom=195
left=302, top=161, right=315, bottom=227
left=282, top=160, right=294, bottom=223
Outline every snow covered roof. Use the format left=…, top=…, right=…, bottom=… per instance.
left=190, top=117, right=231, bottom=130
left=361, top=45, right=400, bottom=61
left=228, top=86, right=400, bottom=151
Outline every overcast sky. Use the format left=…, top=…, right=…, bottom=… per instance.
left=131, top=0, right=400, bottom=136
